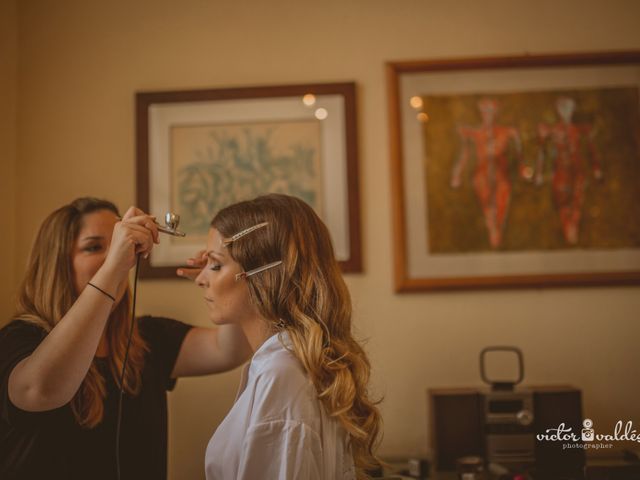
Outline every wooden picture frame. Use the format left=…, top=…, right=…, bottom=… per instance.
left=136, top=82, right=362, bottom=278
left=388, top=51, right=640, bottom=291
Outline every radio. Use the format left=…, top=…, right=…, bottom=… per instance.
left=481, top=347, right=535, bottom=470
left=428, top=346, right=585, bottom=477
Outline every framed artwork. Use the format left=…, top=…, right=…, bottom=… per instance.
left=136, top=82, right=361, bottom=278
left=387, top=51, right=640, bottom=291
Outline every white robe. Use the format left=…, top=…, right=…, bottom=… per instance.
left=205, top=332, right=356, bottom=480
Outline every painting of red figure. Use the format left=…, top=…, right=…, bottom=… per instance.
left=537, top=97, right=602, bottom=245
left=422, top=87, right=640, bottom=254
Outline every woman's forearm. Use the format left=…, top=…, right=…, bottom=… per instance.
left=8, top=264, right=123, bottom=412
left=171, top=324, right=252, bottom=377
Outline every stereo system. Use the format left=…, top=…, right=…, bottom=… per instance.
left=428, top=347, right=585, bottom=477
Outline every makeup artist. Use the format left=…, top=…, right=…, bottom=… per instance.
left=0, top=197, right=251, bottom=480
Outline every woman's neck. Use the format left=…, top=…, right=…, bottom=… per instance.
left=241, top=317, right=272, bottom=353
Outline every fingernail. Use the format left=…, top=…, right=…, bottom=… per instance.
left=177, top=269, right=183, bottom=276
left=144, top=253, right=149, bottom=259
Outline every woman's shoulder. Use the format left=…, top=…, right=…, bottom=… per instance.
left=249, top=335, right=319, bottom=417
left=0, top=320, right=48, bottom=371
left=137, top=315, right=179, bottom=328
left=137, top=315, right=192, bottom=342
left=258, top=349, right=306, bottom=383
left=251, top=334, right=307, bottom=384
left=0, top=318, right=48, bottom=342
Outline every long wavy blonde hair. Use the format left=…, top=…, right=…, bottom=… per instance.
left=212, top=193, right=382, bottom=477
left=14, top=197, right=147, bottom=428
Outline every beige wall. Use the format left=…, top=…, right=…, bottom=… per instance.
left=10, top=0, right=640, bottom=478
left=0, top=0, right=17, bottom=324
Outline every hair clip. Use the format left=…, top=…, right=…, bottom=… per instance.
left=235, top=260, right=283, bottom=281
left=222, top=222, right=269, bottom=247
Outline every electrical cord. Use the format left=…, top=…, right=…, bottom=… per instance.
left=115, top=253, right=141, bottom=480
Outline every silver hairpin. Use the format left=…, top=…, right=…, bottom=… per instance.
left=235, top=260, right=283, bottom=281
left=222, top=222, right=269, bottom=247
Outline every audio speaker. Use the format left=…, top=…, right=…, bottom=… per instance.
left=428, top=388, right=484, bottom=470
left=533, top=386, right=585, bottom=477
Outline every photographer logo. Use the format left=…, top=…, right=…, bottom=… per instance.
left=581, top=418, right=594, bottom=442
left=537, top=419, right=639, bottom=451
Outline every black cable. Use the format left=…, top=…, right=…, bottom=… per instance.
left=116, top=254, right=141, bottom=480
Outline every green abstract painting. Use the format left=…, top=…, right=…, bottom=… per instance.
left=170, top=120, right=323, bottom=239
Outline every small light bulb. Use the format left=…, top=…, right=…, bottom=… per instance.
left=417, top=112, right=429, bottom=123
left=410, top=96, right=423, bottom=109
left=315, top=108, right=328, bottom=120
left=303, top=94, right=316, bottom=106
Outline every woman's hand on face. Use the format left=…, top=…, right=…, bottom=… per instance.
left=176, top=249, right=207, bottom=280
left=103, top=206, right=160, bottom=276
